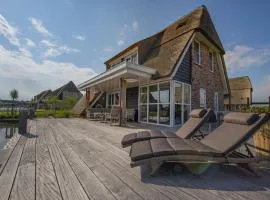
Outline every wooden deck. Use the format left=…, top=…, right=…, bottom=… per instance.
left=0, top=118, right=270, bottom=200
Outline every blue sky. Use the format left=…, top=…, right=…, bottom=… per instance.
left=0, top=0, right=270, bottom=101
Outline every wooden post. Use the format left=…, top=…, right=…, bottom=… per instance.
left=120, top=78, right=127, bottom=126
left=19, top=109, right=28, bottom=134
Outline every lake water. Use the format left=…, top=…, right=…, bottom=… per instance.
left=0, top=123, right=18, bottom=149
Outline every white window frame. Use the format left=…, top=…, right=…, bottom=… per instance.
left=209, top=51, right=214, bottom=72
left=194, top=41, right=201, bottom=65
left=214, top=92, right=219, bottom=111
left=106, top=92, right=120, bottom=108
left=173, top=81, right=191, bottom=126
left=200, top=88, right=206, bottom=108
left=124, top=52, right=138, bottom=64
left=138, top=81, right=171, bottom=126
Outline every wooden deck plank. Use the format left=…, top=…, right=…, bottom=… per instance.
left=36, top=120, right=62, bottom=200
left=57, top=120, right=192, bottom=200
left=44, top=123, right=89, bottom=200
left=0, top=149, right=12, bottom=175
left=60, top=119, right=270, bottom=200
left=9, top=120, right=37, bottom=200
left=59, top=119, right=222, bottom=200
left=50, top=122, right=117, bottom=200
left=0, top=137, right=27, bottom=200
left=53, top=120, right=143, bottom=200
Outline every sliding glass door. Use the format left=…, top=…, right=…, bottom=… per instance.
left=139, top=82, right=170, bottom=125
left=174, top=82, right=191, bottom=125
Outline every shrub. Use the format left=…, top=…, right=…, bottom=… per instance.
left=35, top=110, right=72, bottom=118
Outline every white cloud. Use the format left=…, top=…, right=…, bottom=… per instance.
left=73, top=35, right=86, bottom=41
left=253, top=75, right=270, bottom=102
left=0, top=14, right=20, bottom=46
left=25, top=38, right=36, bottom=48
left=0, top=45, right=96, bottom=100
left=40, top=39, right=79, bottom=57
left=117, top=20, right=139, bottom=46
left=28, top=17, right=52, bottom=37
left=103, top=46, right=113, bottom=52
left=117, top=40, right=125, bottom=46
left=132, top=20, right=139, bottom=31
left=19, top=48, right=32, bottom=57
left=224, top=44, right=270, bottom=74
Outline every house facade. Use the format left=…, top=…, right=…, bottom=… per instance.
left=33, top=81, right=82, bottom=109
left=224, top=76, right=252, bottom=111
left=77, top=5, right=230, bottom=127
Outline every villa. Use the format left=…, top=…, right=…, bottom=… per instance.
left=224, top=76, right=253, bottom=111
left=33, top=81, right=82, bottom=109
left=76, top=5, right=230, bottom=127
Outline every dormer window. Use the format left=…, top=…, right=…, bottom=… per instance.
left=194, top=41, right=201, bottom=65
left=209, top=51, right=214, bottom=72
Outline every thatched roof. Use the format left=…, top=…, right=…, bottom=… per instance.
left=51, top=81, right=81, bottom=97
left=229, top=76, right=253, bottom=90
left=34, top=89, right=52, bottom=102
left=105, top=5, right=224, bottom=78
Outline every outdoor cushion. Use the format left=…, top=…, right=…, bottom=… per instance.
left=202, top=113, right=267, bottom=155
left=122, top=109, right=212, bottom=147
left=189, top=109, right=207, bottom=118
left=121, top=130, right=177, bottom=147
left=130, top=138, right=222, bottom=162
left=224, top=112, right=259, bottom=125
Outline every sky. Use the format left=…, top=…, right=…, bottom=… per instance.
left=0, top=0, right=270, bottom=101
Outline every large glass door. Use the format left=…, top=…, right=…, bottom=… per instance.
left=174, top=82, right=191, bottom=125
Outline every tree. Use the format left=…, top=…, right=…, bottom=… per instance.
left=10, top=89, right=19, bottom=117
left=47, top=96, right=60, bottom=111
left=64, top=96, right=76, bottom=109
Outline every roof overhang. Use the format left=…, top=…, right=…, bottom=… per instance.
left=78, top=61, right=156, bottom=91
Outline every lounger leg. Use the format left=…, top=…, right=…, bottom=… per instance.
left=140, top=161, right=163, bottom=178
left=236, top=163, right=259, bottom=176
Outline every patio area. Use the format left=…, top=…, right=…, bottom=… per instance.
left=0, top=118, right=270, bottom=200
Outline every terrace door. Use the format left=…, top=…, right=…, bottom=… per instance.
left=214, top=92, right=219, bottom=111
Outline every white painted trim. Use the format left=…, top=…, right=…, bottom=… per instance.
left=171, top=33, right=195, bottom=78
left=172, top=80, right=192, bottom=126
left=209, top=51, right=214, bottom=73
left=78, top=61, right=156, bottom=90
left=217, top=54, right=229, bottom=94
left=194, top=40, right=201, bottom=65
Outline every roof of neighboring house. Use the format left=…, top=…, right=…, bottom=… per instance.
left=34, top=89, right=52, bottom=102
left=105, top=5, right=224, bottom=78
left=50, top=81, right=80, bottom=97
left=229, top=76, right=253, bottom=90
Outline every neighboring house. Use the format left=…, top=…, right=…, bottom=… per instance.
left=33, top=81, right=82, bottom=109
left=224, top=76, right=252, bottom=111
left=77, top=5, right=230, bottom=127
left=33, top=89, right=52, bottom=109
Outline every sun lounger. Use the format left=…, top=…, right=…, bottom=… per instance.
left=129, top=112, right=268, bottom=177
left=121, top=108, right=214, bottom=147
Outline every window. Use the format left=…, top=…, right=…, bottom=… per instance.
left=194, top=41, right=201, bottom=64
left=174, top=83, right=191, bottom=125
left=139, top=82, right=170, bottom=125
left=209, top=51, right=214, bottom=72
left=214, top=92, right=219, bottom=111
left=124, top=52, right=138, bottom=64
left=139, top=87, right=147, bottom=122
left=200, top=88, right=206, bottom=108
left=107, top=92, right=119, bottom=107
left=159, top=83, right=170, bottom=125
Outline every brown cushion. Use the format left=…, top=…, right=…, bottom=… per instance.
left=224, top=112, right=259, bottom=125
left=189, top=109, right=207, bottom=118
left=130, top=140, right=152, bottom=161
left=130, top=138, right=222, bottom=162
left=121, top=130, right=177, bottom=147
